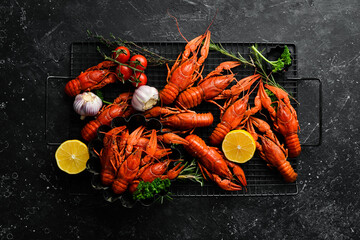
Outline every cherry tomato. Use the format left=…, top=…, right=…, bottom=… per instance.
left=130, top=54, right=148, bottom=71
left=131, top=72, right=148, bottom=87
left=112, top=46, right=130, bottom=63
left=116, top=65, right=133, bottom=83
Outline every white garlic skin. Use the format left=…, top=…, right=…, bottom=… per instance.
left=131, top=85, right=159, bottom=112
left=73, top=92, right=103, bottom=119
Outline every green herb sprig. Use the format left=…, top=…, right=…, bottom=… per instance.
left=209, top=41, right=255, bottom=67
left=177, top=159, right=204, bottom=186
left=250, top=44, right=289, bottom=93
left=87, top=30, right=174, bottom=66
left=132, top=178, right=171, bottom=201
left=251, top=45, right=292, bottom=73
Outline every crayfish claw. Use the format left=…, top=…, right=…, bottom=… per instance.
left=212, top=174, right=243, bottom=191
left=166, top=162, right=185, bottom=180
left=226, top=161, right=247, bottom=187
left=158, top=132, right=189, bottom=145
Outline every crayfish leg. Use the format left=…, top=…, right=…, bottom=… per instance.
left=198, top=163, right=209, bottom=181
left=164, top=162, right=185, bottom=180
left=167, top=53, right=182, bottom=83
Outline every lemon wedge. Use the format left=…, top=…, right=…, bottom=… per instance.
left=55, top=140, right=89, bottom=174
left=222, top=130, right=256, bottom=164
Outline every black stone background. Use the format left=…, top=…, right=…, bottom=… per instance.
left=1, top=0, right=359, bottom=239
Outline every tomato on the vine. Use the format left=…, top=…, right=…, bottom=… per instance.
left=131, top=72, right=148, bottom=87
left=116, top=65, right=133, bottom=83
left=112, top=46, right=130, bottom=63
left=130, top=54, right=148, bottom=71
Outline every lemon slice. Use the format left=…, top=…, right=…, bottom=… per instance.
left=222, top=130, right=256, bottom=164
left=55, top=140, right=90, bottom=174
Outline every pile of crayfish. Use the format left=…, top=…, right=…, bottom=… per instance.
left=95, top=124, right=188, bottom=195
left=64, top=24, right=301, bottom=196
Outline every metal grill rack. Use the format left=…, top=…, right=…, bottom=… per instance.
left=49, top=41, right=300, bottom=197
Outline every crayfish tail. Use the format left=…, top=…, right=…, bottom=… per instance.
left=160, top=82, right=180, bottom=105
left=81, top=120, right=101, bottom=142
left=64, top=79, right=81, bottom=97
left=209, top=123, right=231, bottom=146
left=128, top=181, right=139, bottom=194
left=285, top=134, right=301, bottom=158
left=112, top=179, right=128, bottom=195
left=176, top=86, right=203, bottom=109
left=277, top=161, right=298, bottom=183
left=100, top=170, right=115, bottom=186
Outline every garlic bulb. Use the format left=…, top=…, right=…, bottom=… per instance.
left=73, top=92, right=103, bottom=120
left=131, top=85, right=159, bottom=112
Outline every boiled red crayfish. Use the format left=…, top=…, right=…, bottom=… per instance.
left=95, top=124, right=189, bottom=194
left=253, top=81, right=301, bottom=158
left=144, top=106, right=214, bottom=131
left=128, top=160, right=185, bottom=193
left=245, top=116, right=298, bottom=182
left=112, top=149, right=142, bottom=194
left=81, top=102, right=129, bottom=142
left=159, top=30, right=211, bottom=105
left=214, top=74, right=261, bottom=101
left=64, top=61, right=118, bottom=97
left=157, top=132, right=189, bottom=145
left=161, top=111, right=214, bottom=131
left=175, top=61, right=240, bottom=109
left=184, top=134, right=247, bottom=191
left=209, top=94, right=250, bottom=146
left=98, top=126, right=127, bottom=186
left=81, top=93, right=133, bottom=142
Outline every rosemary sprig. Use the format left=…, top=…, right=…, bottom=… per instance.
left=155, top=194, right=173, bottom=204
left=209, top=41, right=255, bottom=67
left=177, top=159, right=204, bottom=186
left=87, top=30, right=174, bottom=66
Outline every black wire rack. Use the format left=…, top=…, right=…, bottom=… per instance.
left=47, top=41, right=303, bottom=197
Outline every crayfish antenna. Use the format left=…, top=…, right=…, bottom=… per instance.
left=167, top=9, right=189, bottom=44
left=206, top=8, right=218, bottom=33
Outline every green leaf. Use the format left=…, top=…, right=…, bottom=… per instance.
left=281, top=45, right=292, bottom=65
left=132, top=178, right=171, bottom=201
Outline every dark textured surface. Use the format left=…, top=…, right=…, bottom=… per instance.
left=1, top=0, right=359, bottom=239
